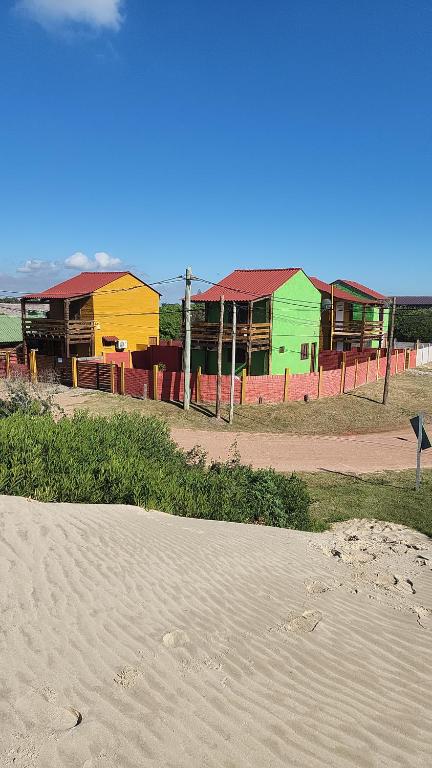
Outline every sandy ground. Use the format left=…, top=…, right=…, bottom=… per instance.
left=172, top=427, right=432, bottom=473
left=1, top=496, right=431, bottom=767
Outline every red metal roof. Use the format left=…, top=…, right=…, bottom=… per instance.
left=191, top=268, right=301, bottom=302
left=23, top=271, right=156, bottom=300
left=309, top=276, right=370, bottom=304
left=334, top=279, right=386, bottom=301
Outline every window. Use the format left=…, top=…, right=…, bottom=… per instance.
left=300, top=343, right=309, bottom=360
left=148, top=337, right=158, bottom=346
left=279, top=346, right=285, bottom=354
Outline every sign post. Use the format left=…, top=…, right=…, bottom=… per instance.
left=410, top=413, right=431, bottom=490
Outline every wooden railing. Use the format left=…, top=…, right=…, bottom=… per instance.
left=191, top=322, right=271, bottom=347
left=333, top=320, right=384, bottom=337
left=24, top=318, right=95, bottom=340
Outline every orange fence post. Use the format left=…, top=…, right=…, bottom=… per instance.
left=284, top=367, right=290, bottom=402
left=110, top=363, right=115, bottom=394
left=241, top=368, right=247, bottom=404
left=120, top=362, right=125, bottom=395
left=29, top=349, right=37, bottom=383
left=318, top=365, right=323, bottom=398
left=354, top=357, right=358, bottom=389
left=340, top=356, right=346, bottom=395
left=5, top=352, right=10, bottom=379
left=196, top=366, right=202, bottom=403
left=395, top=349, right=399, bottom=373
left=153, top=364, right=158, bottom=401
left=366, top=355, right=370, bottom=383
left=376, top=349, right=381, bottom=381
left=71, top=357, right=78, bottom=388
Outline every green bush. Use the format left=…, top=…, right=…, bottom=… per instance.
left=0, top=411, right=311, bottom=530
left=395, top=308, right=432, bottom=343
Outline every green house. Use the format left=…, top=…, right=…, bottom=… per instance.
left=332, top=279, right=389, bottom=350
left=190, top=268, right=321, bottom=375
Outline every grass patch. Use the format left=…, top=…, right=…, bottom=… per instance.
left=0, top=411, right=311, bottom=530
left=304, top=469, right=432, bottom=537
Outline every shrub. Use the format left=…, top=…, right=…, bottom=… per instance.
left=0, top=411, right=311, bottom=530
left=0, top=376, right=62, bottom=419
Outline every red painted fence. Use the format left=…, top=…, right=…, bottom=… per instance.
left=0, top=347, right=419, bottom=406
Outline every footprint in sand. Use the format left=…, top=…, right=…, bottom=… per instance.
left=162, top=629, right=190, bottom=648
left=416, top=607, right=432, bottom=629
left=304, top=579, right=330, bottom=595
left=272, top=610, right=323, bottom=634
left=114, top=666, right=142, bottom=689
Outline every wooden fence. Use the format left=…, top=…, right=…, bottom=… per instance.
left=0, top=346, right=422, bottom=405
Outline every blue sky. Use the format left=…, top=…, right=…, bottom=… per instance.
left=0, top=0, right=431, bottom=301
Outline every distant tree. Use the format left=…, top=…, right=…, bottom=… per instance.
left=159, top=302, right=205, bottom=340
left=159, top=303, right=182, bottom=340
left=395, top=309, right=432, bottom=343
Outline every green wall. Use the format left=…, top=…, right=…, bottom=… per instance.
left=191, top=347, right=267, bottom=375
left=271, top=270, right=321, bottom=374
left=333, top=281, right=390, bottom=349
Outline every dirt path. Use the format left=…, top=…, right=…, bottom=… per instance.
left=171, top=427, right=432, bottom=474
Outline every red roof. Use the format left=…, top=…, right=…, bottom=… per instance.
left=192, top=268, right=301, bottom=302
left=334, top=279, right=386, bottom=301
left=309, top=276, right=370, bottom=304
left=23, top=271, right=156, bottom=300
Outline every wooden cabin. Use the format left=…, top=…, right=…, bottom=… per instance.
left=309, top=277, right=388, bottom=352
left=190, top=268, right=322, bottom=375
left=22, top=271, right=160, bottom=359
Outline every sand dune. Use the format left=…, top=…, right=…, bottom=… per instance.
left=1, top=497, right=431, bottom=767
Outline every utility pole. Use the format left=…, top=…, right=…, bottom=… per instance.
left=382, top=296, right=396, bottom=405
left=216, top=295, right=225, bottom=419
left=183, top=266, right=192, bottom=411
left=229, top=302, right=237, bottom=424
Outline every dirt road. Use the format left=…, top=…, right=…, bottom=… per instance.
left=171, top=427, right=432, bottom=474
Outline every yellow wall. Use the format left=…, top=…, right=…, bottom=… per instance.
left=92, top=273, right=159, bottom=356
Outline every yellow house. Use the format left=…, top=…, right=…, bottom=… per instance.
left=22, top=271, right=160, bottom=359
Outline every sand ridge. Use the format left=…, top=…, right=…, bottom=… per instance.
left=0, top=496, right=431, bottom=767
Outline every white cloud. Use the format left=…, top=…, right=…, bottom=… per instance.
left=64, top=251, right=93, bottom=270
left=17, top=259, right=58, bottom=274
left=15, top=0, right=124, bottom=31
left=94, top=251, right=121, bottom=269
left=64, top=251, right=122, bottom=271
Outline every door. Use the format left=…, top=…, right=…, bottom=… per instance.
left=310, top=342, right=317, bottom=372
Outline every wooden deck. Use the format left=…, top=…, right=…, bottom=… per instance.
left=24, top=318, right=95, bottom=342
left=191, top=322, right=271, bottom=349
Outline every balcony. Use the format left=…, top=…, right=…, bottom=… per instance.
left=191, top=322, right=271, bottom=349
left=24, top=318, right=95, bottom=341
left=333, top=320, right=384, bottom=338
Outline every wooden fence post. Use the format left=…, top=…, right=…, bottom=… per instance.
left=120, top=362, right=125, bottom=395
left=30, top=349, right=37, bottom=383
left=318, top=365, right=323, bottom=398
left=5, top=352, right=10, bottom=379
left=354, top=357, right=358, bottom=389
left=395, top=349, right=399, bottom=374
left=241, top=367, right=247, bottom=405
left=284, top=368, right=290, bottom=402
left=110, top=363, right=115, bottom=394
left=153, top=364, right=158, bottom=401
left=376, top=349, right=381, bottom=381
left=196, top=366, right=202, bottom=403
left=405, top=349, right=410, bottom=370
left=340, top=356, right=346, bottom=395
left=366, top=355, right=370, bottom=383
left=72, top=356, right=78, bottom=388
